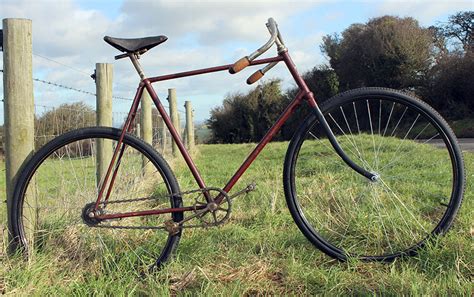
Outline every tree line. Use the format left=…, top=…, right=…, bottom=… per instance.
left=208, top=12, right=473, bottom=143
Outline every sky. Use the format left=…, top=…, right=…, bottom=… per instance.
left=1, top=0, right=472, bottom=125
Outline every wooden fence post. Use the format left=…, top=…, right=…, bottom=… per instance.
left=178, top=113, right=182, bottom=142
left=157, top=116, right=168, bottom=153
left=95, top=63, right=113, bottom=186
left=167, top=88, right=179, bottom=157
left=140, top=90, right=153, bottom=175
left=140, top=90, right=153, bottom=144
left=136, top=123, right=141, bottom=137
left=3, top=18, right=35, bottom=250
left=185, top=101, right=195, bottom=151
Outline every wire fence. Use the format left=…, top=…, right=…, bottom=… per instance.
left=0, top=53, right=189, bottom=161
left=0, top=53, right=189, bottom=251
left=0, top=22, right=190, bottom=258
left=0, top=98, right=180, bottom=163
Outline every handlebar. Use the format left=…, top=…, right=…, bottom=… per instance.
left=229, top=18, right=286, bottom=82
left=229, top=56, right=250, bottom=74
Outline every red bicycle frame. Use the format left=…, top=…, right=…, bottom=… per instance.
left=94, top=22, right=374, bottom=221
left=93, top=50, right=316, bottom=220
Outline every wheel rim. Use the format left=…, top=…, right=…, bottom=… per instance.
left=292, top=94, right=461, bottom=259
left=16, top=130, right=180, bottom=272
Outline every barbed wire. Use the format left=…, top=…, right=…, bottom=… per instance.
left=32, top=52, right=137, bottom=92
left=34, top=76, right=97, bottom=97
left=0, top=69, right=131, bottom=101
left=0, top=69, right=186, bottom=113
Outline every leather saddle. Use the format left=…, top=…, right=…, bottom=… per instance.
left=104, top=35, right=167, bottom=53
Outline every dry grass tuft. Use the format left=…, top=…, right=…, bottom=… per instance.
left=169, top=268, right=197, bottom=293
left=1, top=224, right=6, bottom=256
left=0, top=276, right=5, bottom=295
left=199, top=260, right=287, bottom=294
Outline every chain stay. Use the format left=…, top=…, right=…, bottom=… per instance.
left=89, top=183, right=255, bottom=231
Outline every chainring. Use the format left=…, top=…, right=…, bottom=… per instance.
left=193, top=188, right=231, bottom=227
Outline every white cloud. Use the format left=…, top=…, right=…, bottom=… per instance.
left=1, top=0, right=320, bottom=122
left=2, top=0, right=470, bottom=123
left=118, top=0, right=313, bottom=44
left=1, top=0, right=111, bottom=58
left=375, top=0, right=473, bottom=24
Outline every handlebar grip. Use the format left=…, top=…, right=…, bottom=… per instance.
left=229, top=56, right=250, bottom=74
left=247, top=70, right=264, bottom=85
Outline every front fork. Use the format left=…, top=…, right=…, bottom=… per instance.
left=281, top=50, right=376, bottom=182
left=309, top=98, right=377, bottom=181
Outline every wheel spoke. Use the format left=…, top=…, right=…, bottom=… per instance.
left=289, top=92, right=463, bottom=260
left=16, top=129, right=182, bottom=270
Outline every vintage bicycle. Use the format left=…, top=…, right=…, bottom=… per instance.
left=10, top=18, right=465, bottom=269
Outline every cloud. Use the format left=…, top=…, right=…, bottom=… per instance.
left=375, top=0, right=473, bottom=24
left=3, top=0, right=469, bottom=123
left=118, top=0, right=313, bottom=44
left=1, top=0, right=321, bottom=122
left=1, top=0, right=111, bottom=58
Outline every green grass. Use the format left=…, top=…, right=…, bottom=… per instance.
left=1, top=140, right=473, bottom=295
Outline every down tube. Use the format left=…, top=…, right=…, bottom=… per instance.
left=222, top=90, right=305, bottom=194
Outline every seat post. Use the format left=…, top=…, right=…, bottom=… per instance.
left=129, top=53, right=147, bottom=80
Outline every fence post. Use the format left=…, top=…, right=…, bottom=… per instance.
left=185, top=101, right=195, bottom=151
left=178, top=113, right=182, bottom=142
left=136, top=123, right=141, bottom=137
left=140, top=90, right=153, bottom=174
left=158, top=116, right=168, bottom=153
left=3, top=18, right=35, bottom=249
left=95, top=63, right=113, bottom=185
left=167, top=88, right=179, bottom=157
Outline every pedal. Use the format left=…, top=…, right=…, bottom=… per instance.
left=245, top=182, right=257, bottom=193
left=230, top=182, right=257, bottom=200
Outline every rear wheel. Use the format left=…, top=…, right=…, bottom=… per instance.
left=284, top=88, right=465, bottom=261
left=11, top=127, right=183, bottom=271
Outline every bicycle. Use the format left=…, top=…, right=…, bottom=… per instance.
left=10, top=18, right=465, bottom=269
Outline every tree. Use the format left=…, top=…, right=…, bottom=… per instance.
left=436, top=11, right=473, bottom=53
left=35, top=102, right=95, bottom=147
left=422, top=11, right=474, bottom=119
left=421, top=51, right=474, bottom=119
left=280, top=65, right=340, bottom=139
left=321, top=16, right=434, bottom=90
left=207, top=80, right=285, bottom=143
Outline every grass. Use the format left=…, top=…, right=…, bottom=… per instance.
left=0, top=140, right=473, bottom=296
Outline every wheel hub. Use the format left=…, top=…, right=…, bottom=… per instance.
left=81, top=202, right=103, bottom=226
left=370, top=172, right=381, bottom=182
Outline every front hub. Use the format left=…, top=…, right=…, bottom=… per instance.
left=370, top=172, right=381, bottom=182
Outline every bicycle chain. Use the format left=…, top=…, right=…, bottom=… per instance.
left=96, top=187, right=211, bottom=206
left=90, top=187, right=231, bottom=231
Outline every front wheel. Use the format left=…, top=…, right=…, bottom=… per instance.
left=284, top=88, right=465, bottom=261
left=11, top=127, right=183, bottom=271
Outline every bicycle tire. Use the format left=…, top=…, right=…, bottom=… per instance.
left=10, top=127, right=183, bottom=270
left=284, top=87, right=465, bottom=261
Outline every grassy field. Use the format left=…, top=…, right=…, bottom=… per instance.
left=0, top=140, right=472, bottom=295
